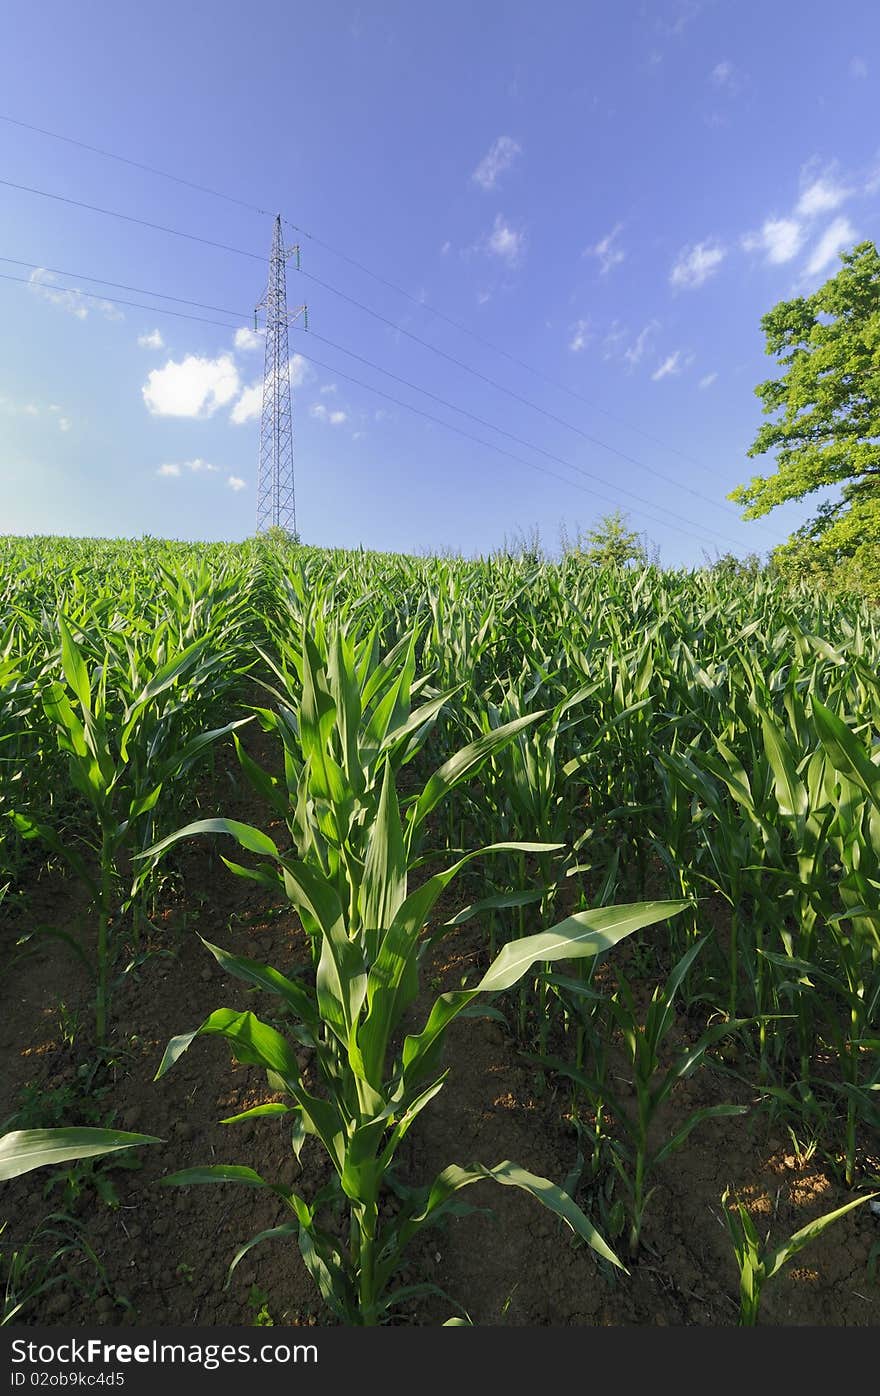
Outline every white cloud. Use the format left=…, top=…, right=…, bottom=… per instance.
left=569, top=319, right=590, bottom=353
left=440, top=240, right=452, bottom=255
left=58, top=417, right=71, bottom=432
left=585, top=224, right=625, bottom=275
left=230, top=384, right=262, bottom=425
left=234, top=326, right=262, bottom=352
left=310, top=403, right=347, bottom=425
left=699, top=372, right=718, bottom=389
left=472, top=136, right=521, bottom=191
left=850, top=57, right=868, bottom=79
left=796, top=175, right=850, bottom=218
left=670, top=241, right=726, bottom=289
left=143, top=354, right=240, bottom=418
left=0, top=395, right=40, bottom=417
left=290, top=354, right=308, bottom=388
left=623, top=320, right=660, bottom=368
left=138, top=329, right=164, bottom=349
left=804, top=216, right=856, bottom=277
left=157, top=458, right=220, bottom=479
left=29, top=268, right=122, bottom=321
left=742, top=217, right=804, bottom=264
left=320, top=383, right=338, bottom=395
left=710, top=59, right=734, bottom=87
left=485, top=214, right=526, bottom=267
left=227, top=475, right=246, bottom=492
left=652, top=351, right=682, bottom=381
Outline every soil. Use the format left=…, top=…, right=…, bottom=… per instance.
left=2, top=709, right=878, bottom=1329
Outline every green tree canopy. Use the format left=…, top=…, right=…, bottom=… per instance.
left=730, top=240, right=880, bottom=598
left=575, top=511, right=647, bottom=568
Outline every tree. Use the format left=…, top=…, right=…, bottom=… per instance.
left=570, top=511, right=647, bottom=568
left=730, top=240, right=880, bottom=598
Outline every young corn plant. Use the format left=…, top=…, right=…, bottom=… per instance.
left=721, top=1186, right=878, bottom=1325
left=536, top=938, right=750, bottom=1257
left=18, top=613, right=246, bottom=1048
left=144, top=621, right=691, bottom=1323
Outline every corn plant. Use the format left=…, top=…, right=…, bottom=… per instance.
left=144, top=621, right=690, bottom=1322
left=16, top=613, right=247, bottom=1047
left=721, top=1186, right=878, bottom=1325
left=537, top=938, right=750, bottom=1256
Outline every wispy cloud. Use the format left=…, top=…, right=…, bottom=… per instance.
left=803, top=215, right=857, bottom=277
left=670, top=241, right=726, bottom=289
left=484, top=213, right=526, bottom=267
left=796, top=174, right=851, bottom=218
left=652, top=351, right=682, bottom=381
left=850, top=56, right=868, bottom=79
left=568, top=318, right=590, bottom=353
left=138, top=329, right=164, bottom=349
left=157, top=458, right=219, bottom=478
left=698, top=371, right=718, bottom=389
left=0, top=395, right=40, bottom=417
left=58, top=417, right=72, bottom=432
left=29, top=268, right=122, bottom=321
left=585, top=224, right=625, bottom=275
left=142, top=354, right=240, bottom=418
left=472, top=136, right=521, bottom=191
left=741, top=217, right=804, bottom=264
left=310, top=402, right=348, bottom=425
left=227, top=475, right=246, bottom=492
left=319, top=383, right=338, bottom=395
left=710, top=59, right=735, bottom=87
left=623, top=320, right=660, bottom=368
left=234, top=326, right=262, bottom=352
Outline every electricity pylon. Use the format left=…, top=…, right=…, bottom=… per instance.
left=255, top=214, right=307, bottom=536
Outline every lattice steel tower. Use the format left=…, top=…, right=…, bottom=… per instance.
left=255, top=215, right=307, bottom=535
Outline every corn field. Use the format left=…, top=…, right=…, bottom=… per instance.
left=1, top=534, right=878, bottom=1327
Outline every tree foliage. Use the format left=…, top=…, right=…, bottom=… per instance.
left=730, top=240, right=880, bottom=598
left=565, top=511, right=647, bottom=568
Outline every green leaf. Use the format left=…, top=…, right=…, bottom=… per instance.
left=139, top=817, right=280, bottom=862
left=0, top=1128, right=161, bottom=1181
left=764, top=1192, right=879, bottom=1281
left=410, top=711, right=548, bottom=829
left=812, top=698, right=880, bottom=807
left=58, top=613, right=91, bottom=713
left=162, top=1165, right=277, bottom=1188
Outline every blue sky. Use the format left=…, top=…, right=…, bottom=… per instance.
left=1, top=0, right=878, bottom=563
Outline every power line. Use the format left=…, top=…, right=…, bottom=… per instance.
left=0, top=178, right=263, bottom=262
left=0, top=114, right=271, bottom=217
left=1, top=257, right=778, bottom=549
left=0, top=112, right=761, bottom=500
left=0, top=167, right=770, bottom=536
left=0, top=256, right=246, bottom=320
left=0, top=265, right=747, bottom=550
left=0, top=270, right=241, bottom=329
left=299, top=327, right=746, bottom=547
left=290, top=346, right=749, bottom=549
left=0, top=254, right=756, bottom=546
left=294, top=264, right=771, bottom=535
